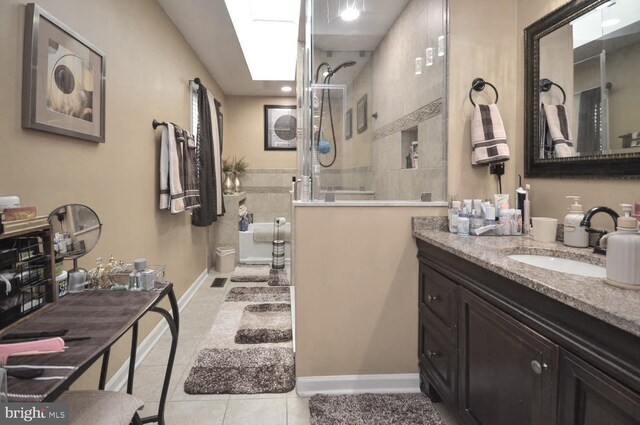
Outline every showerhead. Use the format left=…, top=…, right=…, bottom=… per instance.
left=330, top=61, right=357, bottom=75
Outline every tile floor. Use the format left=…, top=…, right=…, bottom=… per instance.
left=122, top=272, right=459, bottom=425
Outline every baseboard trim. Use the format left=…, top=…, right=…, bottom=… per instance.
left=295, top=373, right=420, bottom=396
left=105, top=269, right=209, bottom=391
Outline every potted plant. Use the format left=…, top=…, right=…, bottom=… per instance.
left=233, top=157, right=248, bottom=193
left=222, top=157, right=235, bottom=194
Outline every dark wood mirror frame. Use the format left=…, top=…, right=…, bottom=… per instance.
left=524, top=0, right=640, bottom=178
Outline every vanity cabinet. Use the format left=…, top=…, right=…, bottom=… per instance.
left=459, top=289, right=558, bottom=425
left=558, top=350, right=640, bottom=425
left=417, top=238, right=640, bottom=425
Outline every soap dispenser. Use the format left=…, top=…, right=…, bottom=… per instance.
left=599, top=204, right=640, bottom=288
left=564, top=196, right=588, bottom=248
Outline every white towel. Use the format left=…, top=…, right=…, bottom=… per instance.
left=542, top=104, right=575, bottom=158
left=470, top=104, right=510, bottom=165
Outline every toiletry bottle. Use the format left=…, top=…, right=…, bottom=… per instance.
left=524, top=184, right=531, bottom=235
left=458, top=207, right=470, bottom=236
left=599, top=204, right=640, bottom=287
left=470, top=209, right=484, bottom=235
left=512, top=210, right=522, bottom=235
left=563, top=196, right=588, bottom=248
left=516, top=175, right=526, bottom=216
left=485, top=206, right=496, bottom=226
left=449, top=199, right=460, bottom=233
left=499, top=205, right=511, bottom=235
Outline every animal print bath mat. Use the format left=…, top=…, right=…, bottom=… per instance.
left=309, top=393, right=445, bottom=425
left=230, top=264, right=270, bottom=282
left=225, top=286, right=290, bottom=303
left=184, top=347, right=295, bottom=394
left=267, top=268, right=290, bottom=286
left=235, top=303, right=292, bottom=344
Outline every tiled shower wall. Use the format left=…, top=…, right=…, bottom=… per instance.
left=241, top=169, right=296, bottom=223
left=369, top=0, right=447, bottom=201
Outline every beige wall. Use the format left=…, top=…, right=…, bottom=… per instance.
left=447, top=0, right=518, bottom=200
left=515, top=0, right=640, bottom=221
left=0, top=0, right=223, bottom=389
left=294, top=206, right=447, bottom=377
left=224, top=96, right=297, bottom=169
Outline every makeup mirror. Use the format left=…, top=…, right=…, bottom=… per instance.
left=48, top=204, right=101, bottom=291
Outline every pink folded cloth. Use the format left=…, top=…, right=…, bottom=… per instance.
left=0, top=337, right=65, bottom=364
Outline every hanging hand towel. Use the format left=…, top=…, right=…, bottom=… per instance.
left=542, top=104, right=575, bottom=158
left=470, top=104, right=510, bottom=165
left=174, top=125, right=201, bottom=210
left=159, top=123, right=197, bottom=214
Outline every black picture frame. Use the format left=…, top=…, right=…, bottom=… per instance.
left=345, top=108, right=353, bottom=140
left=357, top=95, right=367, bottom=134
left=22, top=3, right=106, bottom=143
left=264, top=105, right=297, bottom=150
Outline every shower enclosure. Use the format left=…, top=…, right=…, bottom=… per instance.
left=297, top=0, right=448, bottom=202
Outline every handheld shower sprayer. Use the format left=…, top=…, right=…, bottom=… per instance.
left=314, top=60, right=357, bottom=167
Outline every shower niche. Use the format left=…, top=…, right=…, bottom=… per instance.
left=401, top=126, right=419, bottom=170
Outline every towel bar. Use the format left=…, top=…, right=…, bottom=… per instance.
left=469, top=78, right=499, bottom=106
left=539, top=78, right=566, bottom=105
left=152, top=119, right=166, bottom=129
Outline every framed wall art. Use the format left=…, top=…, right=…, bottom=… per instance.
left=22, top=3, right=106, bottom=143
left=357, top=94, right=367, bottom=134
left=264, top=105, right=297, bottom=150
left=345, top=108, right=352, bottom=140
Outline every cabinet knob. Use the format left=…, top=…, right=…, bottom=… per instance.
left=426, top=294, right=440, bottom=302
left=427, top=350, right=440, bottom=358
left=530, top=360, right=548, bottom=374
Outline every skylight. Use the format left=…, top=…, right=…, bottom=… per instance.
left=224, top=0, right=300, bottom=81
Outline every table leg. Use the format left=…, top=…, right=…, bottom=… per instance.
left=140, top=288, right=179, bottom=425
left=127, top=322, right=138, bottom=394
left=99, top=347, right=110, bottom=390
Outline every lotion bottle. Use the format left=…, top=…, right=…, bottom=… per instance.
left=563, top=196, right=589, bottom=248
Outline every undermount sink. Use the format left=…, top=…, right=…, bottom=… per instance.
left=508, top=255, right=606, bottom=278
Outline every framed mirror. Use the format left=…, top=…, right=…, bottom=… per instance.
left=524, top=0, right=640, bottom=177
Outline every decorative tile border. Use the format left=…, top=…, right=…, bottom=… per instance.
left=244, top=186, right=291, bottom=194
left=373, top=98, right=443, bottom=141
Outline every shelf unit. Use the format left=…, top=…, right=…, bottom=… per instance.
left=0, top=224, right=56, bottom=328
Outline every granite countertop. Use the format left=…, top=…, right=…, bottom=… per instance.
left=412, top=216, right=640, bottom=338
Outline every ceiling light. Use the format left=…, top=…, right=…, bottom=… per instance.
left=281, top=86, right=292, bottom=92
left=341, top=7, right=360, bottom=21
left=601, top=18, right=620, bottom=27
left=224, top=0, right=300, bottom=81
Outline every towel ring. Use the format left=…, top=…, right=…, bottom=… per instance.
left=469, top=78, right=499, bottom=106
left=539, top=78, right=566, bottom=105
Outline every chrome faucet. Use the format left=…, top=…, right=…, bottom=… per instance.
left=579, top=206, right=619, bottom=254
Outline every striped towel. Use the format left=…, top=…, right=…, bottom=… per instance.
left=470, top=104, right=510, bottom=165
left=159, top=123, right=201, bottom=214
left=542, top=104, right=575, bottom=158
left=174, top=125, right=201, bottom=210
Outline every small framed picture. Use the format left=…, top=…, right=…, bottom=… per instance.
left=357, top=95, right=367, bottom=134
left=345, top=108, right=353, bottom=140
left=22, top=3, right=106, bottom=143
left=264, top=105, right=297, bottom=150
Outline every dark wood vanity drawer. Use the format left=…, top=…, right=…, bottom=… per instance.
left=419, top=312, right=458, bottom=407
left=419, top=261, right=458, bottom=343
